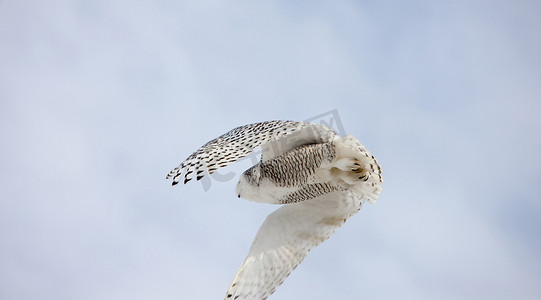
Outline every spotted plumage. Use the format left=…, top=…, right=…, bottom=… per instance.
left=166, top=120, right=383, bottom=299
left=278, top=183, right=344, bottom=204
left=166, top=121, right=308, bottom=185
left=259, top=142, right=335, bottom=188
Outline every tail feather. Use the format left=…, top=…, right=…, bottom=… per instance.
left=332, top=135, right=383, bottom=203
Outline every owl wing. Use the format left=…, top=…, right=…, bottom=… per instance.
left=166, top=121, right=337, bottom=185
left=224, top=190, right=365, bottom=300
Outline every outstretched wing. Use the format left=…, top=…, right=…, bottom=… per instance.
left=224, top=190, right=365, bottom=300
left=166, top=121, right=337, bottom=185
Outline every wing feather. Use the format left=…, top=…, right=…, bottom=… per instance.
left=166, top=121, right=337, bottom=185
left=224, top=190, right=364, bottom=300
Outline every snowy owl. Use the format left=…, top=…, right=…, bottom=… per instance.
left=166, top=120, right=383, bottom=299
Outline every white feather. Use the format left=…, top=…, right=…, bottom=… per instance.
left=225, top=191, right=363, bottom=300
left=166, top=120, right=383, bottom=299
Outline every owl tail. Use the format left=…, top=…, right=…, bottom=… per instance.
left=331, top=135, right=383, bottom=203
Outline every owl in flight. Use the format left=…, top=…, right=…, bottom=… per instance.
left=166, top=120, right=383, bottom=299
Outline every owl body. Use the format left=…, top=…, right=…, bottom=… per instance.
left=166, top=120, right=383, bottom=300
left=236, top=136, right=379, bottom=205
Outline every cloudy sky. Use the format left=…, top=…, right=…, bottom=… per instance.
left=1, top=0, right=540, bottom=299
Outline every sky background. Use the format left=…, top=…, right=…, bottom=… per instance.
left=1, top=0, right=541, bottom=299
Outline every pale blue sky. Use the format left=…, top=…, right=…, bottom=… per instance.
left=1, top=0, right=540, bottom=299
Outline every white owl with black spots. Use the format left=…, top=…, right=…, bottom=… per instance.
left=167, top=120, right=383, bottom=299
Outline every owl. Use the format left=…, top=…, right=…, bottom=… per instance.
left=167, top=120, right=382, bottom=299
